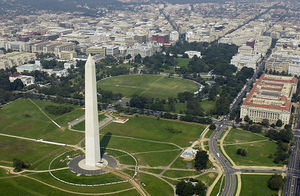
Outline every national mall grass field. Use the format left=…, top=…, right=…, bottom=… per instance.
left=0, top=98, right=212, bottom=195
left=98, top=74, right=198, bottom=98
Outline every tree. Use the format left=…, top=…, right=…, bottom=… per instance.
left=279, top=129, right=292, bottom=143
left=13, top=158, right=29, bottom=172
left=249, top=124, right=262, bottom=133
left=244, top=115, right=250, bottom=122
left=134, top=54, right=142, bottom=63
left=195, top=150, right=208, bottom=171
left=194, top=180, right=207, bottom=196
left=236, top=148, right=247, bottom=156
left=262, top=119, right=269, bottom=127
left=268, top=175, right=284, bottom=190
left=182, top=53, right=189, bottom=58
left=276, top=120, right=283, bottom=127
left=125, top=54, right=132, bottom=59
left=10, top=79, right=24, bottom=91
left=176, top=179, right=207, bottom=196
left=176, top=181, right=194, bottom=196
left=209, top=124, right=216, bottom=130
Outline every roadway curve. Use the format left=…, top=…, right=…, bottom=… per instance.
left=209, top=117, right=236, bottom=196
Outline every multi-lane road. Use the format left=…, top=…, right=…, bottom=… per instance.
left=209, top=116, right=237, bottom=196
left=284, top=105, right=300, bottom=196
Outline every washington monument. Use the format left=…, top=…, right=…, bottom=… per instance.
left=85, top=55, right=101, bottom=167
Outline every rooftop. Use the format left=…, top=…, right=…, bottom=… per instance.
left=242, top=74, right=298, bottom=111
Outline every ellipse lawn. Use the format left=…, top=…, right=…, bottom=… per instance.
left=98, top=75, right=198, bottom=98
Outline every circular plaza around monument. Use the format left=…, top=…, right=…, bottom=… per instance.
left=48, top=148, right=138, bottom=187
left=68, top=154, right=118, bottom=175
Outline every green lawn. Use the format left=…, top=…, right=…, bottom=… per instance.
left=196, top=172, right=218, bottom=187
left=72, top=114, right=106, bottom=131
left=32, top=99, right=84, bottom=125
left=224, top=128, right=266, bottom=144
left=240, top=175, right=278, bottom=196
left=223, top=129, right=280, bottom=166
left=101, top=135, right=180, bottom=167
left=23, top=172, right=133, bottom=194
left=139, top=173, right=173, bottom=196
left=210, top=175, right=224, bottom=196
left=199, top=99, right=216, bottom=114
left=195, top=172, right=218, bottom=187
left=103, top=135, right=178, bottom=153
left=176, top=58, right=190, bottom=67
left=174, top=102, right=187, bottom=113
left=135, top=150, right=181, bottom=167
left=204, top=129, right=214, bottom=139
left=0, top=99, right=83, bottom=144
left=0, top=136, right=68, bottom=169
left=171, top=157, right=194, bottom=169
left=98, top=75, right=198, bottom=99
left=163, top=170, right=199, bottom=178
left=0, top=168, right=137, bottom=196
left=102, top=116, right=205, bottom=147
left=140, top=168, right=164, bottom=174
left=51, top=169, right=123, bottom=185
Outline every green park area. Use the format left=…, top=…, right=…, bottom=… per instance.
left=223, top=128, right=280, bottom=166
left=0, top=98, right=211, bottom=195
left=102, top=115, right=205, bottom=147
left=199, top=99, right=216, bottom=114
left=0, top=99, right=84, bottom=144
left=240, top=175, right=278, bottom=196
left=0, top=98, right=85, bottom=169
left=98, top=74, right=198, bottom=99
left=176, top=57, right=190, bottom=67
left=196, top=172, right=218, bottom=188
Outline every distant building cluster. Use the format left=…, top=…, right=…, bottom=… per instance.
left=265, top=38, right=300, bottom=76
left=240, top=74, right=298, bottom=125
left=0, top=52, right=36, bottom=70
left=230, top=37, right=271, bottom=71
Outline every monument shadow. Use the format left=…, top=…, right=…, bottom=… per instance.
left=100, top=132, right=112, bottom=159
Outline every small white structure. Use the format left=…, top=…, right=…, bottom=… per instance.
left=16, top=64, right=41, bottom=73
left=64, top=61, right=76, bottom=69
left=42, top=68, right=68, bottom=77
left=112, top=118, right=129, bottom=124
left=180, top=147, right=198, bottom=160
left=170, top=31, right=179, bottom=42
left=184, top=51, right=202, bottom=58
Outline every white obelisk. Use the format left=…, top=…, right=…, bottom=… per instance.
left=85, top=55, right=101, bottom=167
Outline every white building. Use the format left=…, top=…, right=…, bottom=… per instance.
left=288, top=56, right=300, bottom=76
left=104, top=46, right=119, bottom=56
left=42, top=68, right=68, bottom=77
left=16, top=64, right=41, bottom=73
left=127, top=42, right=160, bottom=58
left=231, top=53, right=261, bottom=71
left=170, top=31, right=179, bottom=42
left=184, top=51, right=202, bottom=58
left=238, top=45, right=254, bottom=54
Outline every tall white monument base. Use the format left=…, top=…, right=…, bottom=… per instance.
left=84, top=55, right=101, bottom=167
